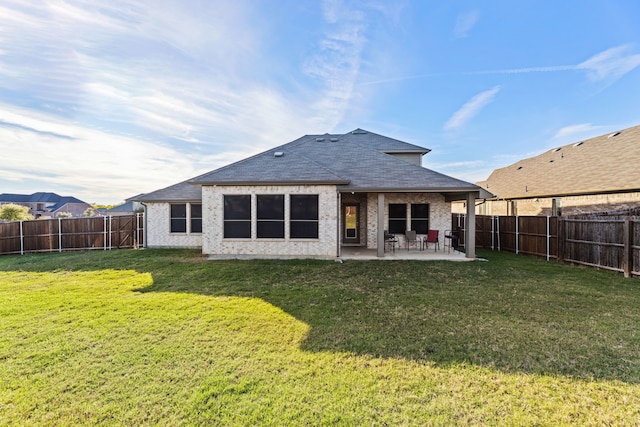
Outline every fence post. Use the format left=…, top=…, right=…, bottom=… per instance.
left=136, top=213, right=141, bottom=248
left=491, top=215, right=496, bottom=251
left=546, top=216, right=550, bottom=261
left=108, top=216, right=112, bottom=250
left=58, top=217, right=62, bottom=252
left=623, top=217, right=632, bottom=278
left=496, top=216, right=501, bottom=251
left=515, top=216, right=519, bottom=254
left=19, top=221, right=24, bottom=255
left=103, top=216, right=107, bottom=251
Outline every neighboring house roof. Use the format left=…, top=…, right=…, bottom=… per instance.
left=138, top=128, right=483, bottom=202
left=49, top=196, right=88, bottom=212
left=107, top=194, right=145, bottom=213
left=0, top=193, right=32, bottom=203
left=0, top=192, right=87, bottom=210
left=478, top=124, right=640, bottom=200
left=108, top=201, right=135, bottom=213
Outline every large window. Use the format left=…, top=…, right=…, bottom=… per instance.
left=290, top=195, right=319, bottom=239
left=170, top=204, right=187, bottom=233
left=190, top=204, right=202, bottom=233
left=388, top=204, right=407, bottom=234
left=411, top=204, right=429, bottom=234
left=257, top=195, right=284, bottom=238
left=224, top=195, right=251, bottom=238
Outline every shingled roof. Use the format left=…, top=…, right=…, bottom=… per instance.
left=478, top=124, right=640, bottom=199
left=0, top=192, right=87, bottom=207
left=138, top=129, right=481, bottom=202
left=135, top=178, right=202, bottom=203
left=193, top=129, right=476, bottom=191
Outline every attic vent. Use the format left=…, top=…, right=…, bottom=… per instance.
left=351, top=129, right=367, bottom=134
left=517, top=166, right=523, bottom=170
left=274, top=151, right=284, bottom=157
left=330, top=137, right=339, bottom=142
left=315, top=137, right=325, bottom=142
left=608, top=131, right=621, bottom=138
left=573, top=141, right=584, bottom=147
left=552, top=147, right=561, bottom=152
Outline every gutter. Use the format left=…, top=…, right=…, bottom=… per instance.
left=140, top=202, right=148, bottom=248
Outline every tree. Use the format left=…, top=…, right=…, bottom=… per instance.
left=0, top=204, right=34, bottom=221
left=56, top=212, right=72, bottom=218
left=84, top=207, right=96, bottom=217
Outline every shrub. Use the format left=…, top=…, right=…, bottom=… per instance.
left=0, top=203, right=34, bottom=221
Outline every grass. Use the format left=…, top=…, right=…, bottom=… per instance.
left=1, top=249, right=639, bottom=425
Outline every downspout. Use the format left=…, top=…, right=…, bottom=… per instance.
left=336, top=191, right=341, bottom=258
left=141, top=202, right=148, bottom=248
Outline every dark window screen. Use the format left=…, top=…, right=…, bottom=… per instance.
left=291, top=195, right=319, bottom=238
left=411, top=204, right=429, bottom=234
left=224, top=195, right=250, bottom=238
left=257, top=195, right=284, bottom=238
left=170, top=204, right=187, bottom=233
left=388, top=203, right=406, bottom=234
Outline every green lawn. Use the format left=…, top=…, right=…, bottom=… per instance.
left=1, top=249, right=639, bottom=426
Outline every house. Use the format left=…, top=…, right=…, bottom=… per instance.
left=105, top=194, right=145, bottom=216
left=136, top=129, right=489, bottom=259
left=0, top=192, right=92, bottom=218
left=462, top=124, right=640, bottom=216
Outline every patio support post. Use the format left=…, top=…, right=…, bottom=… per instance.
left=465, top=192, right=476, bottom=259
left=336, top=191, right=341, bottom=258
left=377, top=193, right=385, bottom=257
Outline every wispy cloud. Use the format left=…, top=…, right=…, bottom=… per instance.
left=303, top=0, right=370, bottom=128
left=0, top=103, right=214, bottom=203
left=444, top=86, right=501, bottom=131
left=577, top=45, right=640, bottom=84
left=453, top=10, right=479, bottom=39
left=553, top=123, right=605, bottom=140
left=0, top=0, right=363, bottom=201
left=361, top=45, right=640, bottom=86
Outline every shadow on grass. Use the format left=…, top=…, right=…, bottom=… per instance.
left=2, top=248, right=640, bottom=383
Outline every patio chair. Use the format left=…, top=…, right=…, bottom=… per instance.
left=422, top=229, right=440, bottom=251
left=405, top=230, right=419, bottom=251
left=384, top=230, right=398, bottom=253
left=444, top=228, right=460, bottom=253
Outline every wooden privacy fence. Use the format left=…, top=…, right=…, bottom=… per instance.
left=453, top=213, right=640, bottom=278
left=0, top=214, right=144, bottom=256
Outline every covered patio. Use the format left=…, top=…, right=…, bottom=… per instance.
left=339, top=246, right=472, bottom=261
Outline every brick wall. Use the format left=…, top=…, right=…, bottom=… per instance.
left=202, top=185, right=339, bottom=258
left=366, top=193, right=450, bottom=249
left=144, top=202, right=202, bottom=248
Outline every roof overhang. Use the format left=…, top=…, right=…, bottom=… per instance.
left=136, top=198, right=202, bottom=203
left=338, top=187, right=493, bottom=201
left=443, top=188, right=494, bottom=202
left=193, top=180, right=350, bottom=186
left=484, top=187, right=640, bottom=201
left=383, top=149, right=431, bottom=155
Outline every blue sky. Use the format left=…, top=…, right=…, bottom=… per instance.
left=1, top=1, right=640, bottom=204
